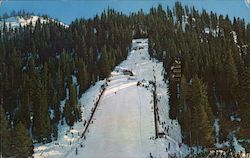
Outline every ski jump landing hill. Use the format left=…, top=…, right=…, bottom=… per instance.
left=34, top=39, right=185, bottom=158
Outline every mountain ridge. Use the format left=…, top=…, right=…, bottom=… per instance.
left=0, top=15, right=69, bottom=30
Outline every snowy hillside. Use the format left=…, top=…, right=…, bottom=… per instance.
left=0, top=15, right=68, bottom=30
left=33, top=39, right=188, bottom=158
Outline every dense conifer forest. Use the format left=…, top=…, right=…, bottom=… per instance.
left=0, top=2, right=250, bottom=157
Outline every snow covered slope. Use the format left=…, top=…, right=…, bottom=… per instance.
left=0, top=15, right=68, bottom=30
left=34, top=38, right=186, bottom=158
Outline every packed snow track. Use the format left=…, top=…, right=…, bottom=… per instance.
left=72, top=39, right=155, bottom=158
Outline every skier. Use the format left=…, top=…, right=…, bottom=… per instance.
left=179, top=142, right=182, bottom=148
left=149, top=153, right=153, bottom=158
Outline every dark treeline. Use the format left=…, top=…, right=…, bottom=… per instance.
left=1, top=2, right=250, bottom=157
left=0, top=9, right=132, bottom=157
left=146, top=2, right=250, bottom=151
left=0, top=10, right=34, bottom=20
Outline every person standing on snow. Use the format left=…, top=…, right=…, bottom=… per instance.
left=149, top=153, right=153, bottom=158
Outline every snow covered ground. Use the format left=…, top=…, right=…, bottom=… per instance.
left=33, top=81, right=105, bottom=158
left=34, top=38, right=185, bottom=158
left=0, top=15, right=68, bottom=30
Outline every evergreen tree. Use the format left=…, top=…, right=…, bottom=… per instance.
left=224, top=49, right=239, bottom=103
left=64, top=84, right=80, bottom=127
left=16, top=91, right=31, bottom=128
left=238, top=67, right=250, bottom=132
left=57, top=63, right=66, bottom=100
left=179, top=76, right=193, bottom=144
left=33, top=85, right=51, bottom=142
left=0, top=106, right=11, bottom=157
left=12, top=122, right=33, bottom=158
left=190, top=76, right=214, bottom=146
left=64, top=100, right=74, bottom=127
left=78, top=58, right=89, bottom=94
left=99, top=45, right=111, bottom=79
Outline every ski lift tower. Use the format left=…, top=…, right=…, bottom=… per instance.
left=171, top=58, right=182, bottom=82
left=170, top=57, right=182, bottom=100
